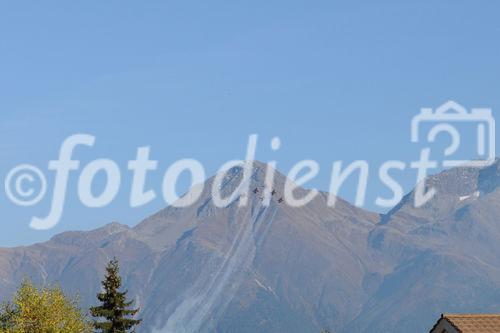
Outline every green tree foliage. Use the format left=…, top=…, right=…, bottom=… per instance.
left=0, top=279, right=91, bottom=333
left=90, top=258, right=141, bottom=333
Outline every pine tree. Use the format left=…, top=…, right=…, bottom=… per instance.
left=90, top=258, right=141, bottom=333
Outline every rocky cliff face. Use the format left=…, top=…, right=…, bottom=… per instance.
left=1, top=160, right=500, bottom=333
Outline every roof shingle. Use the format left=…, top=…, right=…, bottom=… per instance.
left=441, top=314, right=500, bottom=333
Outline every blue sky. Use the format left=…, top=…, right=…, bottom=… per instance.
left=1, top=0, right=499, bottom=246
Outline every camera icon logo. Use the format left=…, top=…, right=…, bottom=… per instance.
left=411, top=101, right=496, bottom=167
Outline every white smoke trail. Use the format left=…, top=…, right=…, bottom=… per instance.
left=152, top=196, right=279, bottom=333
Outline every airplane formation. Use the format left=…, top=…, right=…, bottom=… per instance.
left=252, top=187, right=284, bottom=204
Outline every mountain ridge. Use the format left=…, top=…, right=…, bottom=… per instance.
left=1, top=160, right=500, bottom=332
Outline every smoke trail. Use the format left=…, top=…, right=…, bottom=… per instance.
left=153, top=198, right=278, bottom=333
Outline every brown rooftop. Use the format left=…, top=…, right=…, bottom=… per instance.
left=433, top=314, right=500, bottom=333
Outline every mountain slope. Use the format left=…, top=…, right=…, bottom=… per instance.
left=353, top=159, right=500, bottom=332
left=0, top=162, right=378, bottom=333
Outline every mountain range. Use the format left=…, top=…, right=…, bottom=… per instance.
left=1, top=160, right=500, bottom=333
